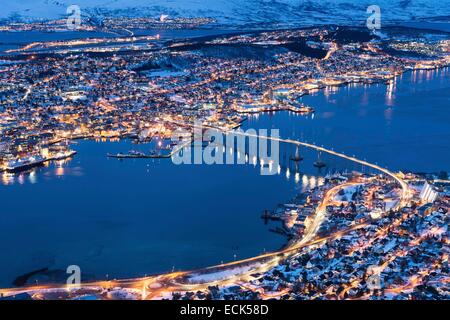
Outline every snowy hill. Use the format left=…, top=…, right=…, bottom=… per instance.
left=1, top=0, right=450, bottom=26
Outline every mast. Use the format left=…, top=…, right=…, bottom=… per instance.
left=291, top=145, right=303, bottom=162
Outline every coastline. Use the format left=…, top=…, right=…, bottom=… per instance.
left=0, top=24, right=448, bottom=296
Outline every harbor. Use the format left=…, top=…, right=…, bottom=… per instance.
left=1, top=66, right=448, bottom=287
left=234, top=102, right=314, bottom=114
left=0, top=150, right=77, bottom=173
left=0, top=19, right=449, bottom=296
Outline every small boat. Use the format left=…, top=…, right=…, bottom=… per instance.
left=290, top=146, right=303, bottom=162
left=5, top=155, right=46, bottom=173
left=313, top=151, right=326, bottom=168
left=313, top=161, right=326, bottom=168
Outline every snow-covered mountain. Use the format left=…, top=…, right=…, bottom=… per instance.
left=1, top=0, right=450, bottom=26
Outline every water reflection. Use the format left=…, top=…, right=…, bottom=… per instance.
left=55, top=166, right=65, bottom=177
left=385, top=79, right=396, bottom=106
left=1, top=138, right=357, bottom=285
left=1, top=158, right=76, bottom=186
left=2, top=135, right=344, bottom=191
left=29, top=170, right=37, bottom=184
left=2, top=172, right=14, bottom=185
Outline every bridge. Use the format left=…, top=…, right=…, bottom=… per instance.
left=169, top=120, right=411, bottom=208
left=0, top=123, right=413, bottom=299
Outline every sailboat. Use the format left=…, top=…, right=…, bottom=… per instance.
left=290, top=145, right=303, bottom=162
left=313, top=151, right=326, bottom=168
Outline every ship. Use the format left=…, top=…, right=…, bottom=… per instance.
left=4, top=150, right=77, bottom=173
left=291, top=103, right=315, bottom=114
left=5, top=155, right=46, bottom=173
left=51, top=150, right=77, bottom=161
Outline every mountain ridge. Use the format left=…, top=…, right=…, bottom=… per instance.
left=2, top=0, right=450, bottom=26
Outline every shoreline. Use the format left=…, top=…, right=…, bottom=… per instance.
left=0, top=27, right=448, bottom=293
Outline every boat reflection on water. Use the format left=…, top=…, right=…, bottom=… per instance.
left=2, top=169, right=40, bottom=186
left=2, top=171, right=15, bottom=186
left=173, top=140, right=331, bottom=192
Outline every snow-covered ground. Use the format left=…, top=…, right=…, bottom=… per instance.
left=1, top=0, right=450, bottom=26
left=187, top=264, right=257, bottom=283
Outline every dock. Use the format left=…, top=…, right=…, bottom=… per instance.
left=107, top=153, right=170, bottom=159
left=1, top=150, right=77, bottom=173
left=107, top=139, right=192, bottom=160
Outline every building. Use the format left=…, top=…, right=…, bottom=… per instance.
left=420, top=182, right=439, bottom=203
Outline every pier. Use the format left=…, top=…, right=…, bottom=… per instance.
left=1, top=150, right=77, bottom=174
left=107, top=153, right=170, bottom=159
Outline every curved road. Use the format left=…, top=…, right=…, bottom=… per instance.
left=0, top=126, right=412, bottom=299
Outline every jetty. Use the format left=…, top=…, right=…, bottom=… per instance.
left=107, top=152, right=170, bottom=159
left=1, top=150, right=77, bottom=173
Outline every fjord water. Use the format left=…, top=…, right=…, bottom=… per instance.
left=248, top=67, right=450, bottom=173
left=0, top=140, right=320, bottom=287
left=0, top=67, right=448, bottom=287
left=0, top=29, right=238, bottom=53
